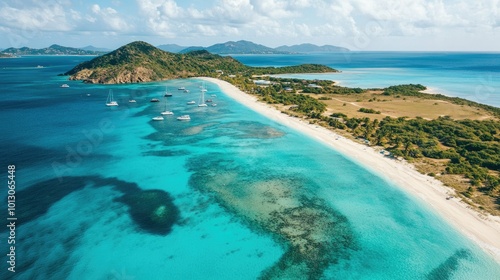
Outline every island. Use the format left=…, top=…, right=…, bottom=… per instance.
left=63, top=41, right=336, bottom=84
left=158, top=40, right=350, bottom=54
left=1, top=44, right=104, bottom=56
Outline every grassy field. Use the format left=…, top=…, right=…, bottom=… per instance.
left=311, top=90, right=498, bottom=121
left=226, top=76, right=500, bottom=215
left=298, top=90, right=500, bottom=215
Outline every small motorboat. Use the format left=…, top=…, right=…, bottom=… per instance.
left=176, top=115, right=191, bottom=121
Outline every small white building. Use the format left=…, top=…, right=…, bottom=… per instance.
left=307, top=83, right=323, bottom=88
left=254, top=79, right=272, bottom=85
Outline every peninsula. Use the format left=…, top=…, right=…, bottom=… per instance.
left=64, top=41, right=336, bottom=84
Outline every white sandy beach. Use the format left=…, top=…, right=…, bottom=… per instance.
left=200, top=77, right=500, bottom=264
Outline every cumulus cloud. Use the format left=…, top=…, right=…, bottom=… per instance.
left=89, top=4, right=131, bottom=31
left=317, top=0, right=499, bottom=36
left=0, top=0, right=133, bottom=36
left=0, top=0, right=499, bottom=49
left=0, top=0, right=73, bottom=31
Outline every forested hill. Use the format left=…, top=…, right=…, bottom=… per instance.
left=64, top=41, right=336, bottom=84
left=2, top=44, right=102, bottom=56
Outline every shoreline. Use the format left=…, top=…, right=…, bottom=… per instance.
left=199, top=76, right=500, bottom=264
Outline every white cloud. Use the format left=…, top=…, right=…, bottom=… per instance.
left=316, top=0, right=500, bottom=36
left=89, top=4, right=130, bottom=31
left=252, top=0, right=297, bottom=19
left=91, top=4, right=101, bottom=14
left=1, top=0, right=499, bottom=50
left=0, top=1, right=73, bottom=32
left=158, top=0, right=184, bottom=18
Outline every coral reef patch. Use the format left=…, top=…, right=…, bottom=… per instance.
left=5, top=176, right=179, bottom=236
left=117, top=190, right=180, bottom=235
left=426, top=249, right=472, bottom=280
left=187, top=153, right=357, bottom=279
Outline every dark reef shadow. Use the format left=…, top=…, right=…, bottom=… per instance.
left=2, top=175, right=179, bottom=235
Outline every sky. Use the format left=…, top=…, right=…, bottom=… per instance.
left=0, top=0, right=499, bottom=51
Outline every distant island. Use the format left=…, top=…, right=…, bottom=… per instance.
left=158, top=40, right=349, bottom=54
left=179, top=40, right=289, bottom=54
left=80, top=45, right=112, bottom=52
left=1, top=44, right=104, bottom=56
left=64, top=41, right=337, bottom=84
left=275, top=43, right=350, bottom=53
left=1, top=40, right=349, bottom=56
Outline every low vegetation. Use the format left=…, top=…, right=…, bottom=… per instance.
left=223, top=77, right=500, bottom=215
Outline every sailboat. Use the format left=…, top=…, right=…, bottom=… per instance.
left=161, top=99, right=174, bottom=115
left=198, top=82, right=207, bottom=107
left=164, top=86, right=172, bottom=97
left=106, top=90, right=118, bottom=106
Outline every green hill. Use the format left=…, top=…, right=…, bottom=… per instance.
left=64, top=41, right=337, bottom=84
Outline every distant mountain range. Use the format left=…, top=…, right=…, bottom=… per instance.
left=184, top=40, right=287, bottom=54
left=1, top=44, right=104, bottom=55
left=162, top=40, right=349, bottom=54
left=156, top=44, right=188, bottom=53
left=80, top=45, right=112, bottom=52
left=275, top=43, right=349, bottom=53
left=0, top=40, right=349, bottom=56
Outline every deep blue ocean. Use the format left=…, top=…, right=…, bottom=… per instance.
left=1, top=54, right=500, bottom=280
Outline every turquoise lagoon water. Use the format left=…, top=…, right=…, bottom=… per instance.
left=1, top=55, right=500, bottom=279
left=233, top=52, right=500, bottom=107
